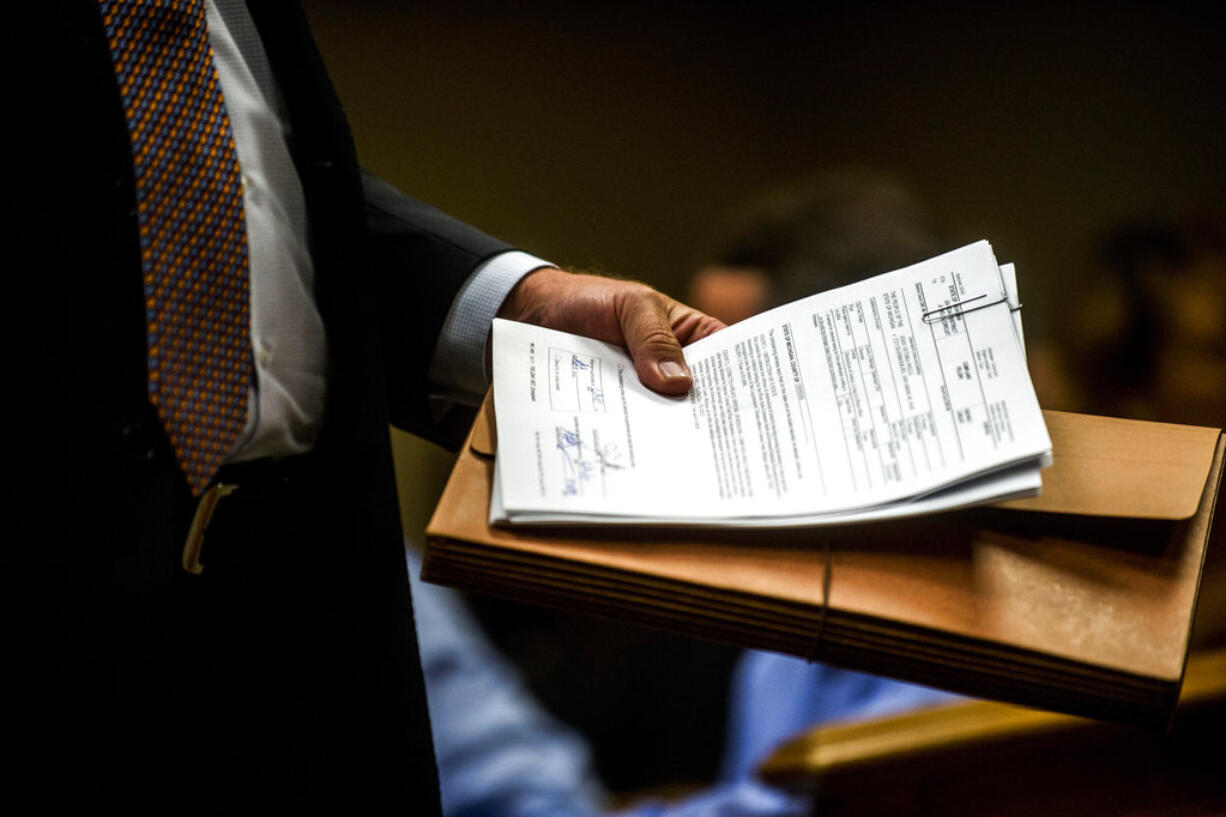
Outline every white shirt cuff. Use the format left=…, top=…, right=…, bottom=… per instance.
left=428, top=250, right=554, bottom=405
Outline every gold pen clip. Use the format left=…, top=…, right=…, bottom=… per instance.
left=181, top=483, right=238, bottom=575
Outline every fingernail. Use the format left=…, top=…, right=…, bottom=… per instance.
left=659, top=360, right=690, bottom=380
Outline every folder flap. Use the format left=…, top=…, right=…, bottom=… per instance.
left=469, top=391, right=496, bottom=458
left=998, top=411, right=1221, bottom=520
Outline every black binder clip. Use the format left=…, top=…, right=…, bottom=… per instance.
left=921, top=294, right=1021, bottom=324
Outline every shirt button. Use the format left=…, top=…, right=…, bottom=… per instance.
left=258, top=341, right=271, bottom=367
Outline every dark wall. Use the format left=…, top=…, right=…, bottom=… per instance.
left=303, top=0, right=1224, bottom=344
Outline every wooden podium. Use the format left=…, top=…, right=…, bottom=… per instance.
left=423, top=397, right=1224, bottom=730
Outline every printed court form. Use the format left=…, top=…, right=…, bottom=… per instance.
left=490, top=241, right=1051, bottom=526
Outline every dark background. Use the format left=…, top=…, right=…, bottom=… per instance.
left=299, top=0, right=1225, bottom=794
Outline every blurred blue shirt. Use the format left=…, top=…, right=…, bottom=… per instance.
left=407, top=547, right=952, bottom=817
left=720, top=651, right=961, bottom=781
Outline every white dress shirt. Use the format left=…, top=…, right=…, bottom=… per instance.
left=206, top=0, right=547, bottom=462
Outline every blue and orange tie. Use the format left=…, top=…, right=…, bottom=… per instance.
left=99, top=0, right=252, bottom=496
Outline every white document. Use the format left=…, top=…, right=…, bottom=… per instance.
left=491, top=241, right=1050, bottom=526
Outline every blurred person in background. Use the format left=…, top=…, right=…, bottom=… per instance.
left=687, top=165, right=1077, bottom=410
left=704, top=197, right=1226, bottom=778
left=688, top=166, right=945, bottom=323
left=688, top=167, right=965, bottom=782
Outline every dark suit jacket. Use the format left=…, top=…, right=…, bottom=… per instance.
left=6, top=2, right=510, bottom=812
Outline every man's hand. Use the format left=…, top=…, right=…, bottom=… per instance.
left=497, top=267, right=726, bottom=395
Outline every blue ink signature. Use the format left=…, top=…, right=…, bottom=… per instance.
left=555, top=425, right=621, bottom=497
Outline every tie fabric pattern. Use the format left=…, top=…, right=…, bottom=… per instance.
left=99, top=0, right=252, bottom=495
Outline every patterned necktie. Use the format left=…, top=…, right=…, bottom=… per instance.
left=99, top=0, right=252, bottom=495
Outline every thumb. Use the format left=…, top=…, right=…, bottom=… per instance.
left=616, top=290, right=694, bottom=396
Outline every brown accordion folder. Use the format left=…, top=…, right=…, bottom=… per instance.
left=424, top=394, right=1224, bottom=729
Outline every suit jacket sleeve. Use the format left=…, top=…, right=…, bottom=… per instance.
left=363, top=171, right=513, bottom=448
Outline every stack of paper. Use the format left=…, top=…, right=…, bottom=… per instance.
left=490, top=241, right=1051, bottom=527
